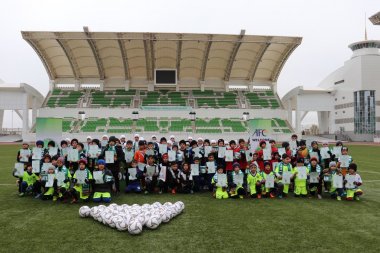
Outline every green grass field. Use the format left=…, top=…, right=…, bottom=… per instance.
left=0, top=144, right=379, bottom=253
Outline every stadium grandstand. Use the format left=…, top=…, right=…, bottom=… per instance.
left=21, top=28, right=301, bottom=141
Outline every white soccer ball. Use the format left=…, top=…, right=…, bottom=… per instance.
left=152, top=202, right=162, bottom=208
left=110, top=216, right=122, bottom=229
left=128, top=219, right=143, bottom=235
left=79, top=206, right=91, bottom=217
left=175, top=201, right=185, bottom=210
left=163, top=202, right=173, bottom=208
left=115, top=218, right=129, bottom=231
left=102, top=212, right=113, bottom=225
left=90, top=207, right=99, bottom=217
left=161, top=211, right=171, bottom=223
left=146, top=215, right=161, bottom=229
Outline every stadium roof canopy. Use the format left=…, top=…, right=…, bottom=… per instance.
left=369, top=11, right=380, bottom=25
left=22, top=29, right=302, bottom=90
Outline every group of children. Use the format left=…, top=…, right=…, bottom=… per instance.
left=13, top=134, right=363, bottom=203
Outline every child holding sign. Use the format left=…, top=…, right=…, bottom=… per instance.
left=17, top=142, right=32, bottom=164
left=41, top=166, right=57, bottom=201
left=55, top=157, right=71, bottom=201
left=338, top=147, right=353, bottom=176
left=125, top=160, right=143, bottom=193
left=260, top=162, right=276, bottom=198
left=293, top=158, right=308, bottom=198
left=70, top=159, right=93, bottom=203
left=93, top=159, right=114, bottom=203
left=229, top=163, right=246, bottom=199
left=212, top=166, right=228, bottom=199
left=274, top=154, right=293, bottom=198
left=307, top=157, right=323, bottom=199
left=345, top=163, right=363, bottom=201
left=327, top=162, right=344, bottom=201
left=179, top=163, right=193, bottom=194
left=247, top=162, right=263, bottom=198
left=17, top=163, right=39, bottom=197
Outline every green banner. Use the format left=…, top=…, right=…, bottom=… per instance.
left=248, top=119, right=272, bottom=151
left=36, top=118, right=62, bottom=146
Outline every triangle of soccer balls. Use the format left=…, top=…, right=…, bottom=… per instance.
left=79, top=201, right=185, bottom=235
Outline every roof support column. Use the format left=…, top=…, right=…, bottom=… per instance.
left=200, top=81, right=205, bottom=92
left=0, top=109, right=4, bottom=132
left=22, top=93, right=29, bottom=136
left=74, top=80, right=80, bottom=91
left=287, top=99, right=292, bottom=127
left=99, top=81, right=104, bottom=92
left=124, top=80, right=130, bottom=91
left=49, top=80, right=55, bottom=91
left=224, top=81, right=229, bottom=92
left=32, top=96, right=37, bottom=127
left=272, top=82, right=277, bottom=94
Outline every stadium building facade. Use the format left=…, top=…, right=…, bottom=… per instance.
left=22, top=29, right=302, bottom=141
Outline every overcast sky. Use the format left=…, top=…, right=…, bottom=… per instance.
left=0, top=0, right=379, bottom=127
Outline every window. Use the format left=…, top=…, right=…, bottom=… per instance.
left=354, top=90, right=376, bottom=134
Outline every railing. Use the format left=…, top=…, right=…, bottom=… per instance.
left=0, top=128, right=22, bottom=135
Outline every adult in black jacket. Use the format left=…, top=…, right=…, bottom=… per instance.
left=99, top=136, right=124, bottom=192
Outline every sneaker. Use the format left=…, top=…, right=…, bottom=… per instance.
left=144, top=190, right=149, bottom=195
left=34, top=193, right=41, bottom=199
left=190, top=190, right=194, bottom=194
left=270, top=192, right=275, bottom=198
left=171, top=189, right=176, bottom=194
left=159, top=190, right=162, bottom=194
left=70, top=199, right=77, bottom=204
left=317, top=194, right=322, bottom=200
left=239, top=195, right=243, bottom=199
left=19, top=192, right=25, bottom=197
left=337, top=196, right=342, bottom=201
left=257, top=194, right=262, bottom=199
left=355, top=196, right=360, bottom=201
left=346, top=197, right=353, bottom=201
left=324, top=189, right=329, bottom=193
left=278, top=195, right=283, bottom=199
left=53, top=196, right=58, bottom=202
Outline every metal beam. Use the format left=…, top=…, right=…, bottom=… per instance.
left=24, top=38, right=55, bottom=80
left=248, top=39, right=271, bottom=82
left=224, top=30, right=245, bottom=81
left=143, top=34, right=152, bottom=81
left=150, top=34, right=156, bottom=81
left=55, top=34, right=80, bottom=80
left=117, top=33, right=130, bottom=80
left=271, top=41, right=301, bottom=82
left=200, top=35, right=213, bottom=81
left=176, top=34, right=183, bottom=81
left=83, top=27, right=105, bottom=80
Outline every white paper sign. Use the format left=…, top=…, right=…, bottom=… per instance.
left=272, top=162, right=279, bottom=171
left=15, top=163, right=24, bottom=176
left=218, top=146, right=226, bottom=158
left=204, top=146, right=212, bottom=157
left=339, top=155, right=350, bottom=168
left=233, top=173, right=244, bottom=186
left=297, top=166, right=307, bottom=180
left=146, top=149, right=154, bottom=156
left=20, top=149, right=30, bottom=162
left=265, top=174, right=275, bottom=188
left=323, top=174, right=332, bottom=182
left=32, top=147, right=43, bottom=160
left=206, top=162, right=216, bottom=174
left=88, top=145, right=99, bottom=158
left=41, top=163, right=52, bottom=173
left=159, top=166, right=167, bottom=182
left=76, top=170, right=87, bottom=184
left=101, top=140, right=108, bottom=147
left=56, top=172, right=66, bottom=186
left=333, top=174, right=343, bottom=188
left=191, top=164, right=199, bottom=176
left=146, top=166, right=156, bottom=178
left=105, top=151, right=114, bottom=164
left=32, top=160, right=40, bottom=173
left=48, top=147, right=58, bottom=157
left=159, top=144, right=168, bottom=154
left=124, top=150, right=134, bottom=163
left=320, top=147, right=330, bottom=159
left=168, top=150, right=177, bottom=162
left=282, top=171, right=292, bottom=184
left=333, top=147, right=341, bottom=158
left=245, top=150, right=253, bottom=162
left=309, top=172, right=319, bottom=183
left=177, top=151, right=183, bottom=162
left=263, top=149, right=271, bottom=161
left=216, top=174, right=227, bottom=187
left=225, top=150, right=233, bottom=162
left=61, top=147, right=68, bottom=157
left=289, top=140, right=298, bottom=150
left=93, top=171, right=104, bottom=184
left=45, top=174, right=55, bottom=187
left=345, top=174, right=355, bottom=189
left=138, top=163, right=146, bottom=172
left=128, top=168, right=137, bottom=181
left=278, top=148, right=286, bottom=157
left=68, top=149, right=79, bottom=162
left=192, top=147, right=201, bottom=158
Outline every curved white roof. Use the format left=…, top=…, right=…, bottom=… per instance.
left=22, top=30, right=301, bottom=90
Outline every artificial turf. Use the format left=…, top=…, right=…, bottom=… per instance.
left=0, top=144, right=379, bottom=253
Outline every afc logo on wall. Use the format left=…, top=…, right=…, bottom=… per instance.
left=250, top=129, right=270, bottom=142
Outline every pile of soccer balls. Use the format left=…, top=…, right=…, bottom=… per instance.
left=79, top=201, right=185, bottom=235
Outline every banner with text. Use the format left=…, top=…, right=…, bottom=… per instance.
left=248, top=119, right=272, bottom=151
